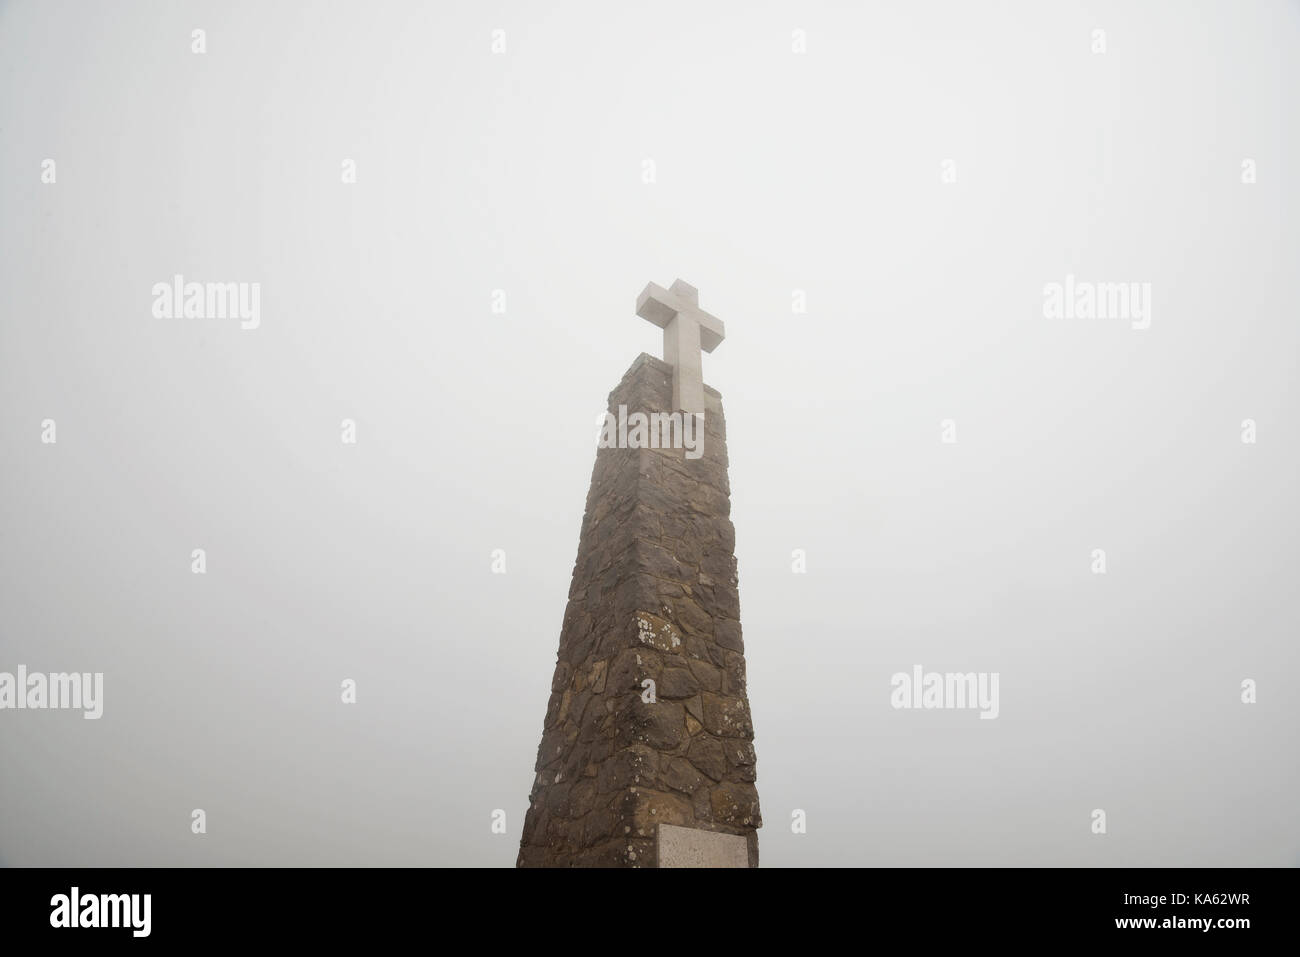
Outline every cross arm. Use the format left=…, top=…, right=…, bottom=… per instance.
left=635, top=282, right=726, bottom=352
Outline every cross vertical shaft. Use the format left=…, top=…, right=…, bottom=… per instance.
left=664, top=310, right=704, bottom=414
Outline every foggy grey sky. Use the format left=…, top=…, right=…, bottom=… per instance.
left=1, top=0, right=1297, bottom=866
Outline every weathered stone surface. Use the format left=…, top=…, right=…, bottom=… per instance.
left=636, top=541, right=692, bottom=585
left=663, top=757, right=705, bottom=795
left=715, top=619, right=743, bottom=652
left=659, top=666, right=700, bottom=699
left=596, top=745, right=660, bottom=794
left=721, top=651, right=747, bottom=697
left=726, top=740, right=758, bottom=783
left=621, top=700, right=686, bottom=750
left=687, top=735, right=727, bottom=781
left=632, top=611, right=685, bottom=654
left=710, top=781, right=762, bottom=827
left=628, top=788, right=695, bottom=837
left=543, top=691, right=563, bottom=729
left=701, top=692, right=753, bottom=738
left=583, top=807, right=617, bottom=844
left=608, top=646, right=662, bottom=694
left=670, top=595, right=715, bottom=638
left=568, top=778, right=599, bottom=817
left=683, top=694, right=704, bottom=724
left=686, top=658, right=723, bottom=693
left=551, top=662, right=573, bottom=693
left=518, top=353, right=760, bottom=868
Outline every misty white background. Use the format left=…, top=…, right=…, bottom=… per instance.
left=1, top=0, right=1297, bottom=866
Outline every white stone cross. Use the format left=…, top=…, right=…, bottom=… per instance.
left=635, top=279, right=725, bottom=414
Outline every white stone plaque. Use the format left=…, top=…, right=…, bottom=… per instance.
left=657, top=824, right=749, bottom=868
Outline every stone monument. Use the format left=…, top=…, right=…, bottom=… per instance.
left=517, top=279, right=761, bottom=867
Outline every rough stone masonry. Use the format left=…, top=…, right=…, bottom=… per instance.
left=517, top=351, right=761, bottom=867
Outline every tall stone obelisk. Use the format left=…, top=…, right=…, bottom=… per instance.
left=517, top=280, right=760, bottom=868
